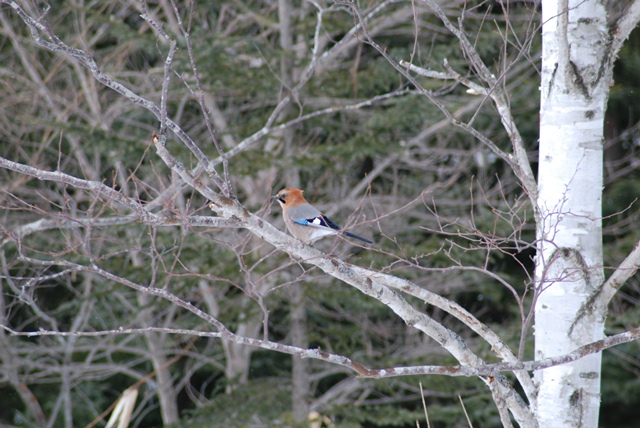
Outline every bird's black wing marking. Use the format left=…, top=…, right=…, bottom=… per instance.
left=319, top=214, right=341, bottom=231
left=294, top=215, right=372, bottom=243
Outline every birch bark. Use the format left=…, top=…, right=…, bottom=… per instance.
left=535, top=1, right=609, bottom=426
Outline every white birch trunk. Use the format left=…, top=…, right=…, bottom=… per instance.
left=535, top=1, right=609, bottom=426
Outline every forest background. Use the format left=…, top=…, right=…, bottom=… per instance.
left=2, top=1, right=640, bottom=427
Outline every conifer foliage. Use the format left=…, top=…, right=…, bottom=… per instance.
left=2, top=1, right=640, bottom=427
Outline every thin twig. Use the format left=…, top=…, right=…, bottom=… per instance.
left=458, top=395, right=474, bottom=428
left=419, top=382, right=431, bottom=428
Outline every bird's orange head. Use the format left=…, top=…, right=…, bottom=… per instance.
left=271, top=188, right=306, bottom=206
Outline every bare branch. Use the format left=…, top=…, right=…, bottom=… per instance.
left=596, top=238, right=640, bottom=306
left=0, top=0, right=226, bottom=192
left=399, top=0, right=540, bottom=216
left=3, top=321, right=636, bottom=379
left=610, top=0, right=640, bottom=61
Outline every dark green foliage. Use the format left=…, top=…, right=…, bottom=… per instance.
left=2, top=1, right=640, bottom=427
left=600, top=345, right=640, bottom=428
left=167, top=378, right=292, bottom=428
left=600, top=26, right=640, bottom=427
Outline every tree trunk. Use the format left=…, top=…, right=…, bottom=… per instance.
left=199, top=286, right=262, bottom=392
left=290, top=284, right=310, bottom=422
left=278, top=0, right=309, bottom=422
left=534, top=1, right=609, bottom=426
left=132, top=234, right=179, bottom=425
left=138, top=293, right=180, bottom=424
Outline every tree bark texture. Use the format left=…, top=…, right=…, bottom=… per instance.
left=535, top=1, right=609, bottom=426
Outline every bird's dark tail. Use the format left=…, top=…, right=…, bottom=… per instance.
left=343, top=231, right=372, bottom=244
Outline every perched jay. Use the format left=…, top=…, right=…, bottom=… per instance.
left=271, top=188, right=372, bottom=244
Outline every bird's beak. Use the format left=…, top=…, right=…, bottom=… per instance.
left=271, top=195, right=280, bottom=203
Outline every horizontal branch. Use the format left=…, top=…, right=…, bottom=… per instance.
left=0, top=214, right=241, bottom=248
left=0, top=155, right=156, bottom=221
left=215, top=88, right=416, bottom=164
left=3, top=323, right=635, bottom=379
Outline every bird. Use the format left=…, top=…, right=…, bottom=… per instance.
left=271, top=188, right=372, bottom=244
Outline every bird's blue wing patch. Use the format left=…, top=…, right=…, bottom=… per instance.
left=293, top=215, right=340, bottom=231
